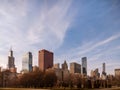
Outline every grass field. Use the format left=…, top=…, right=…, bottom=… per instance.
left=0, top=87, right=120, bottom=90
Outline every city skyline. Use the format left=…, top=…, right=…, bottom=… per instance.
left=0, top=0, right=120, bottom=75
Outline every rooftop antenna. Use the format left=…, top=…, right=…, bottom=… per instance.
left=9, top=46, right=13, bottom=56
left=10, top=46, right=12, bottom=51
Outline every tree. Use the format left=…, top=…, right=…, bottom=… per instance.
left=0, top=72, right=3, bottom=87
left=44, top=69, right=57, bottom=87
left=115, top=75, right=120, bottom=87
left=19, top=70, right=44, bottom=88
left=70, top=74, right=82, bottom=88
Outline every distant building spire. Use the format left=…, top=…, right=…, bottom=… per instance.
left=9, top=46, right=13, bottom=57
left=10, top=46, right=12, bottom=51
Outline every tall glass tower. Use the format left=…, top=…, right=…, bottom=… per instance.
left=22, top=52, right=32, bottom=73
left=82, top=57, right=87, bottom=75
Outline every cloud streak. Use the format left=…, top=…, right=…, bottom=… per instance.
left=0, top=0, right=75, bottom=72
left=27, top=0, right=73, bottom=50
left=56, top=33, right=120, bottom=75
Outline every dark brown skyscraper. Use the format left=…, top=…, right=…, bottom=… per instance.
left=38, top=49, right=53, bottom=71
left=8, top=48, right=17, bottom=73
left=8, top=48, right=15, bottom=69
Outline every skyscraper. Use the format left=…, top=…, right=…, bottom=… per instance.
left=70, top=62, right=81, bottom=74
left=54, top=63, right=60, bottom=69
left=102, top=62, right=106, bottom=75
left=115, top=69, right=120, bottom=77
left=82, top=57, right=87, bottom=75
left=22, top=52, right=32, bottom=73
left=38, top=49, right=53, bottom=71
left=8, top=48, right=15, bottom=69
left=91, top=68, right=100, bottom=79
left=103, top=63, right=105, bottom=73
left=8, top=48, right=16, bottom=73
left=62, top=60, right=68, bottom=70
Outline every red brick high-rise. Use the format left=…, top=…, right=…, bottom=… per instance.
left=38, top=49, right=53, bottom=71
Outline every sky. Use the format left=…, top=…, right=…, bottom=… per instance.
left=0, top=0, right=120, bottom=75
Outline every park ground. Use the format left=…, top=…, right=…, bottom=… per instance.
left=0, top=87, right=120, bottom=90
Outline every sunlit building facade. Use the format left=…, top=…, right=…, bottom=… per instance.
left=70, top=62, right=81, bottom=74
left=38, top=49, right=53, bottom=71
left=82, top=57, right=87, bottom=75
left=115, top=69, right=120, bottom=77
left=22, top=52, right=32, bottom=73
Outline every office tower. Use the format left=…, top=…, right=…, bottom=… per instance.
left=82, top=57, right=87, bottom=75
left=0, top=67, right=1, bottom=72
left=103, top=63, right=105, bottom=73
left=91, top=70, right=94, bottom=77
left=91, top=68, right=100, bottom=79
left=62, top=61, right=69, bottom=81
left=102, top=63, right=106, bottom=75
left=62, top=60, right=68, bottom=70
left=8, top=48, right=17, bottom=73
left=70, top=62, right=81, bottom=73
left=22, top=52, right=32, bottom=73
left=115, top=69, right=120, bottom=77
left=38, top=49, right=53, bottom=71
left=8, top=48, right=15, bottom=69
left=54, top=63, right=60, bottom=69
left=33, top=66, right=39, bottom=72
left=94, top=68, right=100, bottom=78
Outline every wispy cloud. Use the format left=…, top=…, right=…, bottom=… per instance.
left=0, top=0, right=75, bottom=72
left=27, top=0, right=73, bottom=50
left=77, top=33, right=120, bottom=56
left=56, top=33, right=120, bottom=75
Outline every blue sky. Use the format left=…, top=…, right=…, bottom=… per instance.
left=0, top=0, right=120, bottom=75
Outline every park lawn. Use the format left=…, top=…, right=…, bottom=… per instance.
left=0, top=88, right=120, bottom=90
left=0, top=88, right=50, bottom=90
left=0, top=88, right=84, bottom=90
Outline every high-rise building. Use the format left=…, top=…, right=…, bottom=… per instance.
left=33, top=66, right=39, bottom=72
left=8, top=48, right=15, bottom=69
left=62, top=60, right=68, bottom=70
left=70, top=62, right=81, bottom=74
left=91, top=68, right=100, bottom=79
left=82, top=57, right=87, bottom=75
left=91, top=70, right=94, bottom=77
left=54, top=63, right=60, bottom=69
left=22, top=52, right=32, bottom=73
left=102, top=63, right=106, bottom=75
left=115, top=69, right=120, bottom=77
left=103, top=63, right=105, bottom=72
left=0, top=67, right=1, bottom=72
left=8, top=48, right=17, bottom=73
left=61, top=61, right=69, bottom=81
left=38, top=49, right=53, bottom=71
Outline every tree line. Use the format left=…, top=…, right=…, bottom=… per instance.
left=0, top=69, right=57, bottom=88
left=0, top=69, right=120, bottom=88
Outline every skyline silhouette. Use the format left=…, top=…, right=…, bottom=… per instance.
left=0, top=0, right=120, bottom=75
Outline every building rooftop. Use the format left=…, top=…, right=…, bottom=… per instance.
left=39, top=49, right=53, bottom=53
left=115, top=69, right=120, bottom=71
